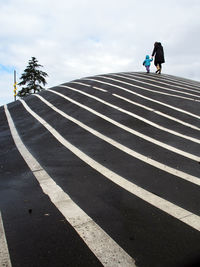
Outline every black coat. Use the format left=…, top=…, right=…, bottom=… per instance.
left=152, top=42, right=165, bottom=65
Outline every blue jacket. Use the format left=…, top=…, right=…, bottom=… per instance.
left=143, top=55, right=153, bottom=66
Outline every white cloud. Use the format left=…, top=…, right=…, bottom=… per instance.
left=0, top=0, right=200, bottom=106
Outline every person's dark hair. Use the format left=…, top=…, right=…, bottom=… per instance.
left=155, top=42, right=162, bottom=46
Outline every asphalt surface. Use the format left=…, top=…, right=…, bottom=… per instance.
left=1, top=71, right=200, bottom=267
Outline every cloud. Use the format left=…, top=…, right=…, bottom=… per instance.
left=0, top=0, right=200, bottom=106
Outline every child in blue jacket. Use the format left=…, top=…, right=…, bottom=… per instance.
left=143, top=55, right=153, bottom=73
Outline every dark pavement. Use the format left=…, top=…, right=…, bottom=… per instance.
left=1, top=72, right=200, bottom=267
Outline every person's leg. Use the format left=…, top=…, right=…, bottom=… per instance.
left=146, top=66, right=150, bottom=73
left=158, top=63, right=162, bottom=74
left=156, top=63, right=161, bottom=73
left=155, top=64, right=159, bottom=73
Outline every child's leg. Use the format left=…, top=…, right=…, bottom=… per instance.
left=146, top=66, right=150, bottom=73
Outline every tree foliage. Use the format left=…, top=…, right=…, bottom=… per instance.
left=18, top=57, right=48, bottom=98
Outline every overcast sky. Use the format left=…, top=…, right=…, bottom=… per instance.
left=0, top=0, right=200, bottom=106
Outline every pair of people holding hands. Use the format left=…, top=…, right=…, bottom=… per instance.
left=143, top=42, right=165, bottom=74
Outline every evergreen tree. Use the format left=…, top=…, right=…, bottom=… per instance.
left=18, top=57, right=48, bottom=98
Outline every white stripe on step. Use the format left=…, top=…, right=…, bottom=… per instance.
left=71, top=81, right=108, bottom=92
left=0, top=211, right=12, bottom=267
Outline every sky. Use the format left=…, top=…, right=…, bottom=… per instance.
left=0, top=0, right=200, bottom=106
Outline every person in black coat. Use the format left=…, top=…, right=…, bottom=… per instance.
left=152, top=42, right=165, bottom=74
